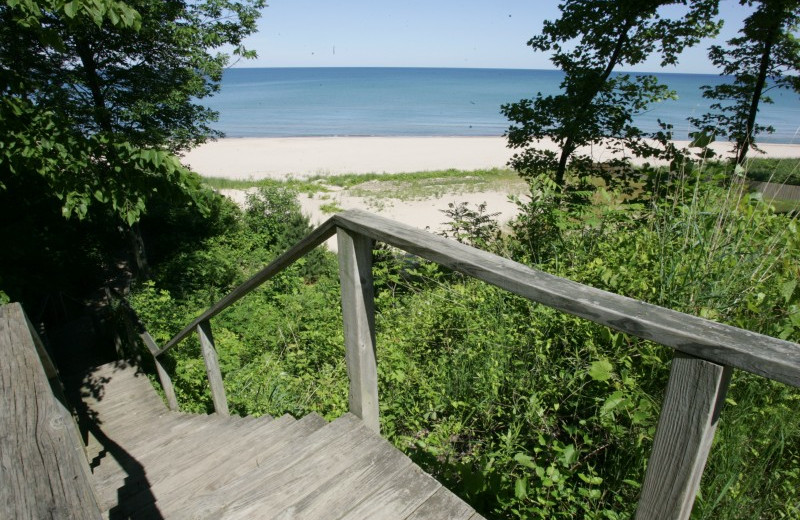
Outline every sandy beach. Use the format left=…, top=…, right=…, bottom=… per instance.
left=182, top=136, right=800, bottom=180
left=186, top=136, right=800, bottom=249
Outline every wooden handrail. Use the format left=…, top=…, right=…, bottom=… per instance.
left=155, top=208, right=800, bottom=386
left=156, top=216, right=338, bottom=356
left=332, top=210, right=800, bottom=388
left=1, top=303, right=102, bottom=518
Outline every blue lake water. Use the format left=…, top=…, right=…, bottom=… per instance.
left=205, top=67, right=800, bottom=144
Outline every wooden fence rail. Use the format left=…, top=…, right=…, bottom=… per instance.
left=0, top=303, right=102, bottom=518
left=123, top=209, right=800, bottom=520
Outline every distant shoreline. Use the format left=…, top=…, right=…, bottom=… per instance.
left=182, top=136, right=800, bottom=180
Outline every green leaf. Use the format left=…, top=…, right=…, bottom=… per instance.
left=588, top=359, right=614, bottom=381
left=514, top=453, right=536, bottom=469
left=780, top=279, right=797, bottom=304
left=514, top=478, right=528, bottom=499
left=63, top=1, right=79, bottom=18
left=579, top=473, right=604, bottom=485
left=689, top=130, right=715, bottom=149
left=559, top=444, right=577, bottom=467
left=601, top=390, right=627, bottom=416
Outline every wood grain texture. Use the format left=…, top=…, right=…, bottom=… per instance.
left=338, top=463, right=442, bottom=519
left=338, top=228, right=380, bottom=433
left=635, top=353, right=732, bottom=520
left=82, top=361, right=478, bottom=519
left=159, top=216, right=338, bottom=354
left=333, top=210, right=800, bottom=388
left=197, top=320, right=229, bottom=416
left=406, top=487, right=477, bottom=519
left=0, top=303, right=101, bottom=519
left=271, top=431, right=414, bottom=519
left=154, top=352, right=179, bottom=411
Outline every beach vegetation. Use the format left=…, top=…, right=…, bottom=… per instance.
left=689, top=0, right=800, bottom=166
left=200, top=176, right=331, bottom=195
left=124, top=160, right=800, bottom=519
left=744, top=157, right=800, bottom=184
left=502, top=0, right=721, bottom=199
left=318, top=201, right=345, bottom=214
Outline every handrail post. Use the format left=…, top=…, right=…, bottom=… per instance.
left=139, top=331, right=179, bottom=411
left=153, top=357, right=179, bottom=412
left=197, top=320, right=229, bottom=416
left=635, top=352, right=732, bottom=520
left=337, top=227, right=379, bottom=433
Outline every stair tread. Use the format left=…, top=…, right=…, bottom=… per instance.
left=117, top=413, right=299, bottom=506
left=269, top=429, right=415, bottom=519
left=151, top=413, right=329, bottom=518
left=80, top=362, right=477, bottom=519
left=405, top=487, right=480, bottom=520
left=337, top=463, right=442, bottom=519
left=222, top=416, right=409, bottom=519
left=92, top=415, right=260, bottom=489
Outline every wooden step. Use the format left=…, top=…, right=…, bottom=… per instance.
left=144, top=413, right=323, bottom=510
left=221, top=414, right=411, bottom=519
left=135, top=413, right=329, bottom=518
left=80, top=361, right=483, bottom=519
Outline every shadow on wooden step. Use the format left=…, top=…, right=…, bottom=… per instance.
left=69, top=361, right=164, bottom=520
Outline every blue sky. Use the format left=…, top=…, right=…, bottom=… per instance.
left=237, top=0, right=751, bottom=74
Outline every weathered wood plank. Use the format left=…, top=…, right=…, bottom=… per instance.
left=338, top=463, right=442, bottom=519
left=635, top=353, right=732, bottom=520
left=137, top=326, right=179, bottom=411
left=23, top=309, right=60, bottom=380
left=406, top=487, right=477, bottom=520
left=153, top=414, right=326, bottom=517
left=0, top=303, right=101, bottom=519
left=197, top=320, right=229, bottom=416
left=128, top=415, right=299, bottom=514
left=223, top=418, right=384, bottom=519
left=153, top=354, right=179, bottom=411
left=338, top=228, right=380, bottom=433
left=333, top=210, right=800, bottom=388
left=158, top=216, right=338, bottom=354
left=271, top=431, right=415, bottom=519
left=173, top=413, right=354, bottom=518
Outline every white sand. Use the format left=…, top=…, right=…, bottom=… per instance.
left=191, top=136, right=800, bottom=250
left=182, top=136, right=800, bottom=180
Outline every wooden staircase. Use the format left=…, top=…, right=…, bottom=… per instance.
left=81, top=360, right=482, bottom=519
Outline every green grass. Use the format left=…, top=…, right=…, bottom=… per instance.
left=318, top=201, right=344, bottom=214
left=742, top=157, right=800, bottom=185
left=200, top=176, right=330, bottom=194
left=306, top=167, right=518, bottom=188
left=202, top=168, right=525, bottom=203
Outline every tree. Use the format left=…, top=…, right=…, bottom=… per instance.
left=502, top=0, right=721, bottom=199
left=689, top=0, right=800, bottom=166
left=0, top=0, right=264, bottom=277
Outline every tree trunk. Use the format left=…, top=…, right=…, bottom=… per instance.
left=555, top=137, right=575, bottom=191
left=127, top=223, right=150, bottom=280
left=75, top=39, right=114, bottom=133
left=553, top=22, right=630, bottom=196
left=736, top=20, right=780, bottom=165
left=76, top=38, right=151, bottom=279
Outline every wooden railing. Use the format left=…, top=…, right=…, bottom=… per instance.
left=0, top=303, right=102, bottom=518
left=129, top=209, right=800, bottom=520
